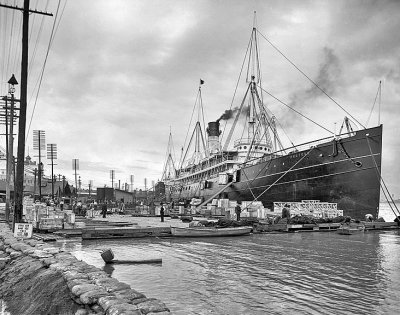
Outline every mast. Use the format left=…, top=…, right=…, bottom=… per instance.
left=161, top=129, right=177, bottom=181
left=179, top=80, right=208, bottom=169
left=223, top=24, right=281, bottom=158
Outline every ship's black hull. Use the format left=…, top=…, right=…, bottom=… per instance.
left=166, top=125, right=383, bottom=220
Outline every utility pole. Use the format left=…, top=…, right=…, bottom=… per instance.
left=33, top=168, right=37, bottom=197
left=33, top=130, right=45, bottom=200
left=47, top=144, right=57, bottom=200
left=62, top=176, right=66, bottom=196
left=72, top=159, right=79, bottom=197
left=0, top=0, right=53, bottom=227
left=4, top=96, right=8, bottom=222
left=38, top=162, right=43, bottom=199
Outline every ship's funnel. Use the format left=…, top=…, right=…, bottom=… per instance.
left=206, top=121, right=221, bottom=153
left=207, top=121, right=221, bottom=137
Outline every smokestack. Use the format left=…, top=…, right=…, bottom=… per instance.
left=207, top=121, right=221, bottom=153
left=207, top=121, right=221, bottom=137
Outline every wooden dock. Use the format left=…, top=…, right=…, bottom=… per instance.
left=254, top=221, right=399, bottom=233
left=287, top=223, right=341, bottom=232
left=363, top=221, right=399, bottom=230
left=85, top=220, right=137, bottom=227
left=81, top=226, right=171, bottom=240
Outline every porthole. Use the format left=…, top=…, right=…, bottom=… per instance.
left=244, top=146, right=247, bottom=149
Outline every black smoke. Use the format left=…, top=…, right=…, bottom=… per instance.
left=217, top=105, right=250, bottom=122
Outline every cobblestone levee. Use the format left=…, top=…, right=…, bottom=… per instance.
left=0, top=222, right=170, bottom=315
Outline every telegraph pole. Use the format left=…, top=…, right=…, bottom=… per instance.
left=0, top=0, right=53, bottom=227
left=33, top=130, right=45, bottom=200
left=47, top=144, right=57, bottom=200
left=72, top=159, right=79, bottom=197
left=62, top=176, right=66, bottom=196
left=33, top=168, right=37, bottom=196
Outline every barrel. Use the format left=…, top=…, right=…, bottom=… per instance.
left=101, top=248, right=114, bottom=263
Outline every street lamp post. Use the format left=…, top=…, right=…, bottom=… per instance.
left=5, top=74, right=18, bottom=224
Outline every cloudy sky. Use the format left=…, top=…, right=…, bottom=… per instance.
left=1, top=0, right=400, bottom=197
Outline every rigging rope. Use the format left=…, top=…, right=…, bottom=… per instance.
left=257, top=84, right=334, bottom=135
left=220, top=30, right=253, bottom=144
left=244, top=146, right=315, bottom=209
left=256, top=29, right=366, bottom=130
left=240, top=156, right=274, bottom=201
left=365, top=81, right=381, bottom=127
left=365, top=135, right=400, bottom=217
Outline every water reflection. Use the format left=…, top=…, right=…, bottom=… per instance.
left=102, top=263, right=115, bottom=276
left=51, top=230, right=400, bottom=315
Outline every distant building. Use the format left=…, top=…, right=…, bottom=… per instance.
left=96, top=187, right=134, bottom=204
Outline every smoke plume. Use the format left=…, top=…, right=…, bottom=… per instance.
left=217, top=105, right=250, bottom=122
left=305, top=47, right=341, bottom=97
left=280, top=47, right=342, bottom=129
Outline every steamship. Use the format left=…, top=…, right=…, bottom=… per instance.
left=159, top=27, right=382, bottom=220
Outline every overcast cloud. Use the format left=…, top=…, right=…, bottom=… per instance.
left=1, top=0, right=399, bottom=196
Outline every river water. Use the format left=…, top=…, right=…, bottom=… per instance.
left=2, top=204, right=400, bottom=315
left=64, top=204, right=400, bottom=315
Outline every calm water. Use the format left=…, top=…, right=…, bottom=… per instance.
left=60, top=204, right=400, bottom=315
left=2, top=204, right=400, bottom=315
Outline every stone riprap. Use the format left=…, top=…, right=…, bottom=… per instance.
left=0, top=222, right=170, bottom=315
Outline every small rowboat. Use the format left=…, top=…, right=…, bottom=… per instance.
left=171, top=226, right=252, bottom=237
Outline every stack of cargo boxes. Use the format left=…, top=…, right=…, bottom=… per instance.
left=204, top=199, right=227, bottom=218
left=226, top=200, right=237, bottom=219
left=240, top=201, right=264, bottom=218
left=273, top=200, right=344, bottom=218
left=199, top=199, right=270, bottom=220
left=22, top=197, right=77, bottom=231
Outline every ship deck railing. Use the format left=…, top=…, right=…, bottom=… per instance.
left=239, top=129, right=357, bottom=168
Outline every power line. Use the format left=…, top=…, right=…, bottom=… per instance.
left=28, top=4, right=46, bottom=75
left=5, top=3, right=16, bottom=86
left=11, top=10, right=22, bottom=73
left=26, top=0, right=65, bottom=140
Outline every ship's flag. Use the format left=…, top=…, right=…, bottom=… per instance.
left=200, top=79, right=204, bottom=85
